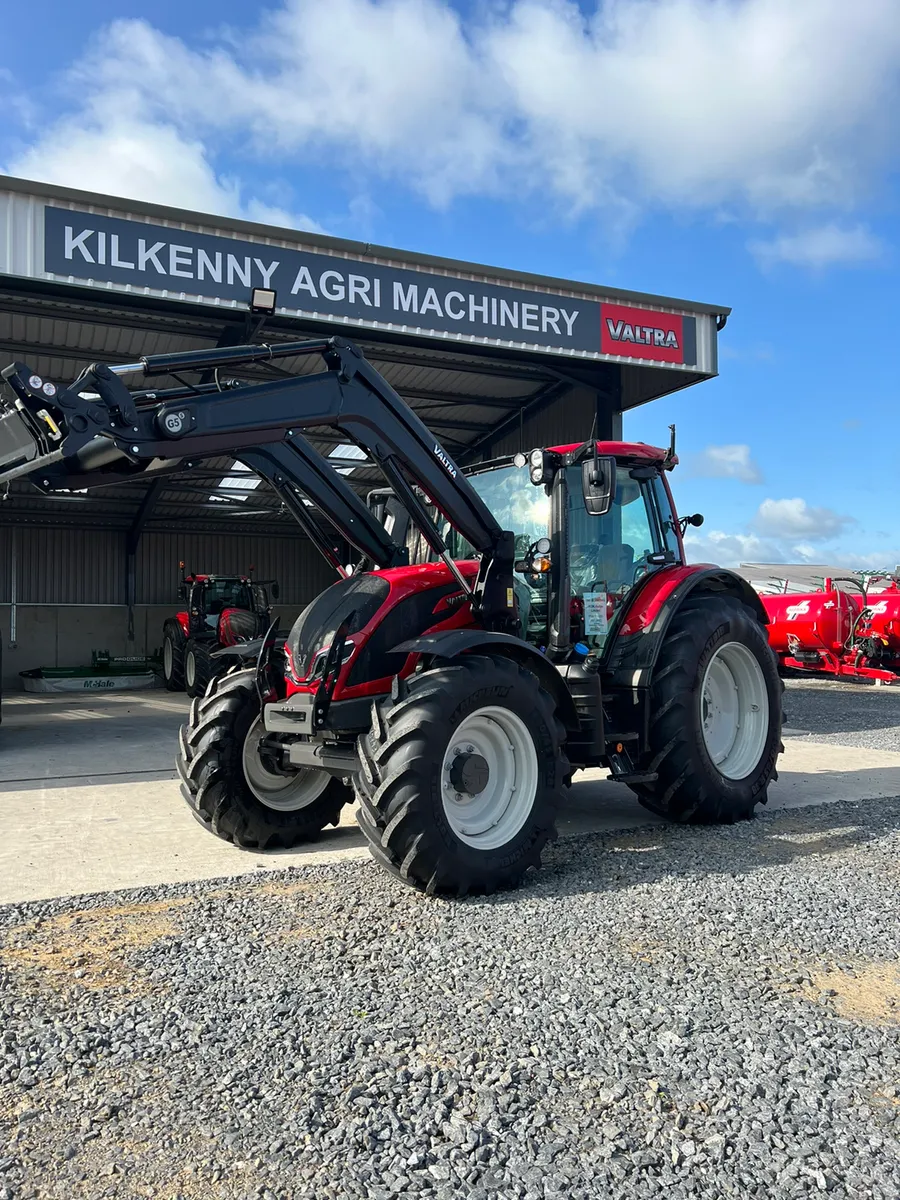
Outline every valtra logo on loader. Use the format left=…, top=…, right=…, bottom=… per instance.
left=433, top=442, right=458, bottom=477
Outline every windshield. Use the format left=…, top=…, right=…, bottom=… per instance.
left=201, top=580, right=253, bottom=613
left=443, top=462, right=551, bottom=646
left=444, top=462, right=550, bottom=560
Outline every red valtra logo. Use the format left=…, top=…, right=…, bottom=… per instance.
left=600, top=303, right=684, bottom=364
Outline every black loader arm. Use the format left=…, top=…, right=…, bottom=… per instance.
left=0, top=364, right=404, bottom=571
left=0, top=337, right=517, bottom=629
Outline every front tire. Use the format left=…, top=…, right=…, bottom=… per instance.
left=354, top=654, right=567, bottom=896
left=177, top=666, right=350, bottom=849
left=162, top=621, right=186, bottom=691
left=630, top=596, right=782, bottom=823
left=184, top=639, right=219, bottom=699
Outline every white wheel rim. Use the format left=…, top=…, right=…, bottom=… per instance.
left=241, top=716, right=331, bottom=812
left=185, top=650, right=196, bottom=690
left=700, top=642, right=769, bottom=780
left=163, top=638, right=173, bottom=678
left=440, top=706, right=539, bottom=851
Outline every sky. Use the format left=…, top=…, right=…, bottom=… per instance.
left=1, top=0, right=899, bottom=571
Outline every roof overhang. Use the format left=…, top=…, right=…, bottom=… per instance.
left=0, top=174, right=727, bottom=395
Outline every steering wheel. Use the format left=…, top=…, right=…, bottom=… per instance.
left=632, top=550, right=655, bottom=586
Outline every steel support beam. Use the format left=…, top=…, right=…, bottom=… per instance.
left=125, top=478, right=166, bottom=641
left=594, top=374, right=623, bottom=441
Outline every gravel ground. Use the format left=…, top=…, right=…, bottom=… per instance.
left=1, top=796, right=899, bottom=1200
left=784, top=678, right=900, bottom=752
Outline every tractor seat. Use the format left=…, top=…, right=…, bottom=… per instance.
left=593, top=543, right=635, bottom=591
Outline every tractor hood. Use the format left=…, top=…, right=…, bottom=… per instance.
left=284, top=562, right=479, bottom=686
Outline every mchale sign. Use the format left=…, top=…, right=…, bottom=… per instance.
left=43, top=206, right=696, bottom=365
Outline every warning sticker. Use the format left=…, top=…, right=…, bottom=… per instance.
left=583, top=591, right=609, bottom=636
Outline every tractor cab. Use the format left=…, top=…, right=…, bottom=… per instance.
left=178, top=574, right=276, bottom=638
left=433, top=441, right=692, bottom=660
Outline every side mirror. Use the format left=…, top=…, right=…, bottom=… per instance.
left=270, top=582, right=280, bottom=601
left=177, top=584, right=187, bottom=602
left=678, top=512, right=704, bottom=533
left=582, top=456, right=617, bottom=516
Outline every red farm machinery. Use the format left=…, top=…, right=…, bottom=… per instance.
left=0, top=338, right=784, bottom=896
left=163, top=569, right=280, bottom=698
left=745, top=568, right=900, bottom=685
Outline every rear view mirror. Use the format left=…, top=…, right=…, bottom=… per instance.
left=177, top=584, right=187, bottom=602
left=271, top=582, right=280, bottom=600
left=582, top=456, right=616, bottom=516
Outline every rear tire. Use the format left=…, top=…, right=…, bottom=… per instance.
left=630, top=596, right=781, bottom=824
left=177, top=666, right=350, bottom=848
left=162, top=621, right=186, bottom=692
left=354, top=654, right=567, bottom=896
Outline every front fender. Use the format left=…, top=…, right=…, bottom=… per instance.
left=605, top=565, right=768, bottom=687
left=393, top=629, right=581, bottom=733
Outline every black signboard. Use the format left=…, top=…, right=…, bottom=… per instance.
left=43, top=206, right=697, bottom=364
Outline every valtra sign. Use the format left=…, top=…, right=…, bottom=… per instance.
left=43, top=207, right=698, bottom=366
left=600, top=302, right=689, bottom=365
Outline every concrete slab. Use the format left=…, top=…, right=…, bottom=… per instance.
left=1, top=690, right=899, bottom=905
left=0, top=690, right=190, bottom=786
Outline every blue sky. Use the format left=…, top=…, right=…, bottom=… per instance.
left=1, top=0, right=899, bottom=570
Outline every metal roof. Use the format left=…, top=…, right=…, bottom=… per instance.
left=736, top=563, right=900, bottom=593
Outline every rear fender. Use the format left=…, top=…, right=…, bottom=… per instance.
left=393, top=629, right=580, bottom=733
left=604, top=565, right=769, bottom=688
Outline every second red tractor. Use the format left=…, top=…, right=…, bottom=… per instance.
left=162, top=571, right=280, bottom=698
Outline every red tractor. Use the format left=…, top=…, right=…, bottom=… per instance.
left=162, top=570, right=280, bottom=698
left=761, top=574, right=900, bottom=683
left=0, top=337, right=783, bottom=896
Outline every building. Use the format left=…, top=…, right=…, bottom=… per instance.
left=0, top=175, right=728, bottom=683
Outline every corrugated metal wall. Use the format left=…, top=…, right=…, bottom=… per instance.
left=12, top=527, right=125, bottom=604
left=136, top=531, right=332, bottom=605
left=0, top=526, right=331, bottom=607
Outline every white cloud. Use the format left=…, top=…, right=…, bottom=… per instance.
left=753, top=497, right=854, bottom=540
left=5, top=0, right=900, bottom=226
left=688, top=444, right=762, bottom=484
left=5, top=110, right=324, bottom=233
left=749, top=223, right=885, bottom=269
left=683, top=527, right=876, bottom=570
left=684, top=529, right=790, bottom=568
left=841, top=550, right=900, bottom=571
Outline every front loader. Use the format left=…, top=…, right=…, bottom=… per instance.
left=0, top=338, right=782, bottom=895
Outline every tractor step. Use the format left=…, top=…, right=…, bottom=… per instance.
left=607, top=771, right=659, bottom=785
